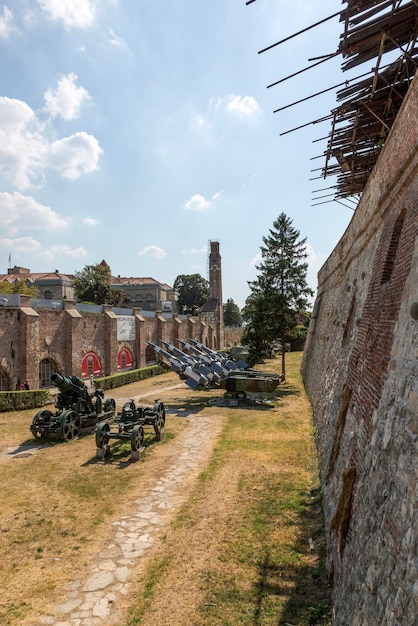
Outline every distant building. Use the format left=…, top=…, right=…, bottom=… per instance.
left=109, top=275, right=178, bottom=312
left=0, top=263, right=179, bottom=313
left=1, top=266, right=75, bottom=300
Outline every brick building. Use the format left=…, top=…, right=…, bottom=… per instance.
left=0, top=245, right=224, bottom=391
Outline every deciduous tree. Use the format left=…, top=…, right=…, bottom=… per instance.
left=0, top=279, right=39, bottom=297
left=173, top=274, right=210, bottom=314
left=72, top=263, right=127, bottom=306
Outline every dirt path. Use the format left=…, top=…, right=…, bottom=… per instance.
left=39, top=407, right=226, bottom=625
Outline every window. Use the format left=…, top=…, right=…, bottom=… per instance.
left=81, top=352, right=102, bottom=379
left=39, top=358, right=57, bottom=387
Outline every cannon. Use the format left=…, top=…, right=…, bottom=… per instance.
left=30, top=373, right=116, bottom=442
left=95, top=399, right=165, bottom=460
left=147, top=340, right=283, bottom=399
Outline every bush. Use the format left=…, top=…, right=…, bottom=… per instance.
left=94, top=365, right=167, bottom=391
left=0, top=389, right=51, bottom=413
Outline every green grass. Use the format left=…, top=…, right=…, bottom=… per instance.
left=125, top=352, right=332, bottom=626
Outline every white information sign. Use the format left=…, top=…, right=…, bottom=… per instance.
left=117, top=316, right=135, bottom=341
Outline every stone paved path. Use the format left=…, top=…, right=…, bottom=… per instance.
left=41, top=410, right=225, bottom=626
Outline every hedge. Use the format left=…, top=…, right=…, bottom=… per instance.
left=0, top=389, right=51, bottom=413
left=0, top=365, right=167, bottom=412
left=93, top=364, right=167, bottom=391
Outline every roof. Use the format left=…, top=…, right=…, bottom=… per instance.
left=200, top=298, right=220, bottom=313
left=110, top=276, right=161, bottom=287
left=0, top=271, right=75, bottom=284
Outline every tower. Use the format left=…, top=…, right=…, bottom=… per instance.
left=208, top=241, right=224, bottom=347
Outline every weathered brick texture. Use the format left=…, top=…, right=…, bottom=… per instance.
left=0, top=302, right=215, bottom=389
left=302, top=74, right=418, bottom=625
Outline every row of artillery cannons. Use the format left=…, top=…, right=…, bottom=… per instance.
left=30, top=373, right=165, bottom=461
left=29, top=339, right=282, bottom=459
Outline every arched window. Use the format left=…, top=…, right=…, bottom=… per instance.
left=44, top=290, right=53, bottom=299
left=39, top=358, right=57, bottom=387
left=135, top=294, right=143, bottom=302
left=117, top=348, right=133, bottom=370
left=81, top=352, right=102, bottom=379
left=146, top=293, right=154, bottom=302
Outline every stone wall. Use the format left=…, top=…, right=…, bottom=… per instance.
left=301, top=74, right=418, bottom=625
left=0, top=297, right=216, bottom=390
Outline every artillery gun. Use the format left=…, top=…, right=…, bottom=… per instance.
left=147, top=340, right=282, bottom=399
left=95, top=399, right=165, bottom=460
left=30, top=373, right=116, bottom=442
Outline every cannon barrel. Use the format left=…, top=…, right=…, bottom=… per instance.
left=51, top=373, right=86, bottom=394
left=177, top=339, right=213, bottom=366
left=147, top=341, right=186, bottom=373
left=159, top=340, right=195, bottom=365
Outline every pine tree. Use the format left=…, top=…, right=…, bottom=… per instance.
left=242, top=213, right=313, bottom=376
left=223, top=298, right=242, bottom=327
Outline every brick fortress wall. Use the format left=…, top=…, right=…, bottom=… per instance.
left=0, top=298, right=216, bottom=389
left=301, top=74, right=418, bottom=625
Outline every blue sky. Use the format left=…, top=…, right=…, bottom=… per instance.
left=0, top=0, right=354, bottom=309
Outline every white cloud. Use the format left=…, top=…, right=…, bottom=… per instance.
left=50, top=244, right=87, bottom=258
left=0, top=97, right=47, bottom=188
left=0, top=97, right=102, bottom=188
left=214, top=95, right=262, bottom=119
left=49, top=131, right=103, bottom=179
left=37, top=244, right=87, bottom=262
left=0, top=191, right=68, bottom=235
left=37, top=0, right=98, bottom=30
left=249, top=252, right=261, bottom=268
left=82, top=217, right=100, bottom=226
left=0, top=5, right=13, bottom=37
left=184, top=194, right=210, bottom=211
left=0, top=236, right=42, bottom=253
left=184, top=191, right=222, bottom=211
left=181, top=246, right=206, bottom=255
left=107, top=27, right=126, bottom=48
left=305, top=243, right=318, bottom=265
left=43, top=73, right=92, bottom=120
left=138, top=245, right=166, bottom=259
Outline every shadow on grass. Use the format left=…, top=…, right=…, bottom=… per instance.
left=81, top=432, right=162, bottom=469
left=167, top=394, right=279, bottom=414
left=253, top=488, right=332, bottom=626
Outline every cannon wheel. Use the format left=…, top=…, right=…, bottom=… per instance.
left=153, top=401, right=165, bottom=441
left=60, top=410, right=82, bottom=441
left=95, top=422, right=111, bottom=449
left=131, top=424, right=144, bottom=451
left=103, top=398, right=116, bottom=415
left=30, top=409, right=53, bottom=439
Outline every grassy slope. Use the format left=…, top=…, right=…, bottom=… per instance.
left=125, top=352, right=332, bottom=626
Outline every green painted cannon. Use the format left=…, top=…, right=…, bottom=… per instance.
left=95, top=399, right=165, bottom=458
left=30, top=373, right=116, bottom=442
